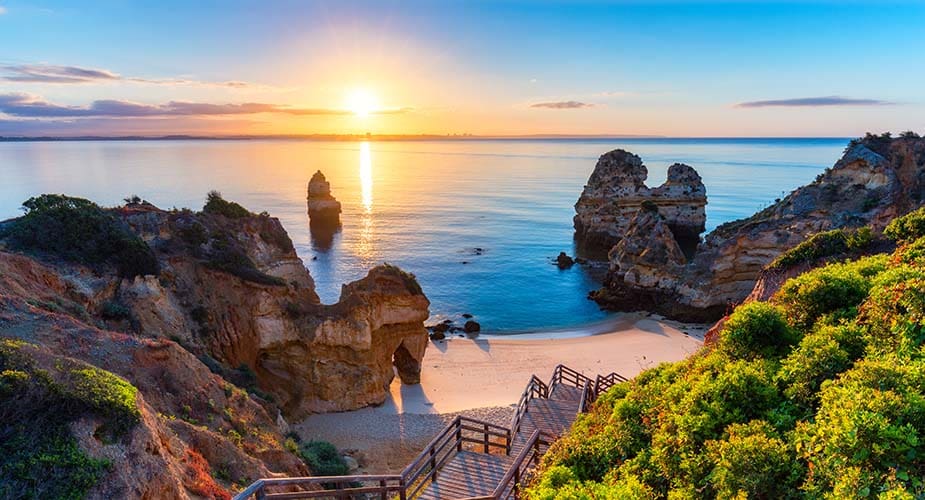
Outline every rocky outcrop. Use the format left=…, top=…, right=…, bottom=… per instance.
left=590, top=135, right=925, bottom=321
left=574, top=150, right=706, bottom=257
left=1, top=199, right=429, bottom=417
left=306, top=170, right=341, bottom=228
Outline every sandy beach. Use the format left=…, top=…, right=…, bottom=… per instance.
left=294, top=313, right=705, bottom=472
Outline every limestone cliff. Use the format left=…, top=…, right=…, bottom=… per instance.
left=574, top=149, right=706, bottom=257
left=0, top=194, right=430, bottom=496
left=589, top=135, right=925, bottom=321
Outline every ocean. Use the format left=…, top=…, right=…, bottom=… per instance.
left=0, top=138, right=848, bottom=332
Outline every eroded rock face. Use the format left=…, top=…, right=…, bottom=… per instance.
left=1, top=201, right=429, bottom=418
left=306, top=170, right=342, bottom=228
left=574, top=150, right=706, bottom=257
left=591, top=136, right=925, bottom=321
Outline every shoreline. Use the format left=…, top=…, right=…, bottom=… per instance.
left=295, top=313, right=705, bottom=473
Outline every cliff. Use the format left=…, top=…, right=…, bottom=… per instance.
left=588, top=134, right=925, bottom=321
left=0, top=193, right=430, bottom=498
left=574, top=149, right=706, bottom=258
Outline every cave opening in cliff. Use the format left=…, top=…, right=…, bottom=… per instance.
left=392, top=343, right=420, bottom=385
left=668, top=224, right=700, bottom=261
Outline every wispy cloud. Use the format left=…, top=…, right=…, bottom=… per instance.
left=0, top=93, right=411, bottom=118
left=593, top=91, right=632, bottom=98
left=736, top=96, right=893, bottom=108
left=530, top=101, right=593, bottom=109
left=0, top=6, right=8, bottom=15
left=1, top=63, right=258, bottom=88
left=2, top=64, right=119, bottom=84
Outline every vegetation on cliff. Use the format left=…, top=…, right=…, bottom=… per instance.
left=0, top=194, right=159, bottom=278
left=530, top=209, right=925, bottom=499
left=0, top=339, right=141, bottom=499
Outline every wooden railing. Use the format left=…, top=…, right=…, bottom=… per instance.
left=234, top=365, right=627, bottom=500
left=401, top=416, right=511, bottom=500
left=509, top=374, right=548, bottom=436
left=458, top=430, right=553, bottom=500
left=547, top=364, right=593, bottom=391
left=233, top=416, right=510, bottom=500
left=592, top=372, right=628, bottom=399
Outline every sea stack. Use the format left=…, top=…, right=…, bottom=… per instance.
left=307, top=170, right=342, bottom=228
left=573, top=149, right=707, bottom=258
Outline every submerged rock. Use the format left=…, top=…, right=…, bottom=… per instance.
left=588, top=135, right=925, bottom=321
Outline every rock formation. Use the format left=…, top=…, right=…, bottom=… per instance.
left=574, top=150, right=706, bottom=258
left=306, top=170, right=342, bottom=228
left=589, top=134, right=925, bottom=321
left=0, top=194, right=431, bottom=496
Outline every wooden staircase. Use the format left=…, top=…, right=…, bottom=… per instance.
left=233, top=365, right=627, bottom=500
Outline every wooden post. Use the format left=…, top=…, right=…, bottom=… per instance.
left=483, top=422, right=490, bottom=453
left=399, top=478, right=407, bottom=500
left=380, top=479, right=387, bottom=500
left=430, top=446, right=437, bottom=481
left=456, top=423, right=463, bottom=452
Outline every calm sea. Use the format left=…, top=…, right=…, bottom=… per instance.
left=0, top=138, right=847, bottom=332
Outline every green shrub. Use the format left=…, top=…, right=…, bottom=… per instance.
left=769, top=227, right=874, bottom=270
left=298, top=441, right=349, bottom=476
left=772, top=255, right=887, bottom=331
left=885, top=207, right=925, bottom=243
left=718, top=302, right=795, bottom=359
left=794, top=358, right=925, bottom=496
left=204, top=234, right=285, bottom=286
left=203, top=191, right=252, bottom=219
left=778, top=324, right=866, bottom=409
left=100, top=300, right=132, bottom=320
left=705, top=420, right=803, bottom=499
left=1, top=194, right=158, bottom=278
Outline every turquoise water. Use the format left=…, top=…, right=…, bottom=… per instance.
left=0, top=138, right=848, bottom=331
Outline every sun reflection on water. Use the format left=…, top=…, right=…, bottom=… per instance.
left=356, top=142, right=375, bottom=262
left=360, top=142, right=373, bottom=212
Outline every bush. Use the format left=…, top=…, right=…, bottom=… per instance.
left=0, top=194, right=158, bottom=278
left=769, top=227, right=874, bottom=270
left=778, top=324, right=866, bottom=409
left=718, top=302, right=795, bottom=359
left=772, top=255, right=887, bottom=331
left=298, top=441, right=349, bottom=476
left=204, top=234, right=285, bottom=286
left=885, top=207, right=925, bottom=243
left=100, top=300, right=132, bottom=320
left=705, top=421, right=803, bottom=499
left=203, top=191, right=251, bottom=219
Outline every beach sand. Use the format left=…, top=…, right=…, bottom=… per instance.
left=294, top=313, right=705, bottom=473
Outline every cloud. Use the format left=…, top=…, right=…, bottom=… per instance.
left=594, top=91, right=632, bottom=98
left=530, top=101, right=593, bottom=109
left=0, top=6, right=7, bottom=15
left=2, top=64, right=119, bottom=83
left=0, top=93, right=411, bottom=118
left=736, top=96, right=893, bottom=108
left=1, top=63, right=257, bottom=88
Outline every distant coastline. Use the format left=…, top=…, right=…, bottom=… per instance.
left=0, top=134, right=853, bottom=143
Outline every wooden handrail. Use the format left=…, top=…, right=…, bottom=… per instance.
left=234, top=366, right=624, bottom=500
left=509, top=374, right=548, bottom=437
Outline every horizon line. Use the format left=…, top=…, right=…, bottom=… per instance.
left=0, top=133, right=856, bottom=142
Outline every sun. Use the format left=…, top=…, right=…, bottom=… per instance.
left=345, top=88, right=380, bottom=118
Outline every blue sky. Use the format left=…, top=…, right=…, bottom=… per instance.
left=1, top=0, right=923, bottom=136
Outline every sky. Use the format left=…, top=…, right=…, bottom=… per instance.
left=0, top=0, right=923, bottom=137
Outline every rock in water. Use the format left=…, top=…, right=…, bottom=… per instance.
left=589, top=135, right=925, bottom=321
left=556, top=251, right=575, bottom=269
left=463, top=320, right=481, bottom=333
left=307, top=170, right=342, bottom=228
left=573, top=149, right=706, bottom=257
